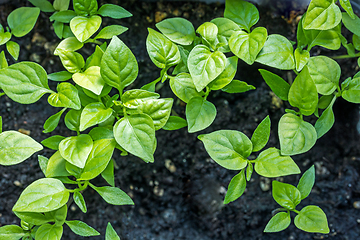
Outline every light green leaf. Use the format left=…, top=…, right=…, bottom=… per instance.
left=90, top=184, right=134, bottom=205
left=156, top=17, right=195, bottom=45
left=59, top=134, right=93, bottom=168
left=209, top=56, right=238, bottom=90
left=224, top=170, right=246, bottom=204
left=7, top=7, right=40, bottom=37
left=294, top=48, right=310, bottom=72
left=258, top=69, right=290, bottom=101
left=342, top=77, right=360, bottom=103
left=28, top=0, right=55, bottom=12
left=303, top=20, right=341, bottom=50
left=315, top=96, right=335, bottom=138
left=137, top=98, right=174, bottom=130
left=221, top=80, right=255, bottom=93
left=64, top=109, right=81, bottom=131
left=113, top=114, right=155, bottom=163
left=246, top=162, right=253, bottom=181
left=13, top=178, right=69, bottom=212
left=294, top=206, right=329, bottom=233
left=186, top=97, right=216, bottom=133
left=162, top=116, right=188, bottom=130
left=256, top=34, right=295, bottom=70
left=279, top=113, right=317, bottom=155
left=0, top=225, right=26, bottom=240
left=54, top=37, right=83, bottom=55
left=43, top=108, right=66, bottom=133
left=264, top=212, right=291, bottom=232
left=224, top=0, right=259, bottom=32
left=73, top=191, right=87, bottom=213
left=196, top=22, right=218, bottom=47
left=251, top=115, right=270, bottom=152
left=6, top=41, right=19, bottom=61
left=73, top=0, right=98, bottom=16
left=79, top=102, right=113, bottom=131
left=65, top=220, right=100, bottom=237
left=255, top=148, right=300, bottom=177
left=35, top=224, right=63, bottom=240
left=73, top=66, right=105, bottom=95
left=94, top=25, right=128, bottom=39
left=48, top=82, right=81, bottom=110
left=45, top=151, right=71, bottom=178
left=70, top=15, right=102, bottom=42
left=41, top=135, right=65, bottom=150
left=58, top=50, right=85, bottom=73
left=101, top=159, right=115, bottom=187
left=198, top=130, right=252, bottom=170
left=0, top=116, right=2, bottom=134
left=0, top=130, right=42, bottom=166
left=272, top=180, right=301, bottom=210
left=47, top=205, right=67, bottom=227
left=106, top=223, right=121, bottom=240
left=229, top=27, right=267, bottom=65
left=354, top=34, right=360, bottom=51
left=297, top=165, right=315, bottom=200
left=211, top=17, right=240, bottom=53
left=85, top=45, right=105, bottom=69
left=13, top=211, right=52, bottom=226
left=188, top=45, right=226, bottom=92
left=303, top=0, right=341, bottom=30
left=342, top=12, right=360, bottom=36
left=121, top=89, right=159, bottom=108
left=0, top=50, right=8, bottom=69
left=97, top=4, right=132, bottom=19
left=50, top=10, right=76, bottom=23
left=101, top=36, right=138, bottom=92
left=169, top=73, right=202, bottom=103
left=0, top=31, right=11, bottom=45
left=48, top=71, right=73, bottom=82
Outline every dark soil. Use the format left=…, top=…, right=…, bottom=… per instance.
left=1, top=1, right=360, bottom=240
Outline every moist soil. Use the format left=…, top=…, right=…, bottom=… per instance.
left=1, top=1, right=360, bottom=239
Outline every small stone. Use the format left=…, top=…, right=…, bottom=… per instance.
left=139, top=207, right=146, bottom=215
left=270, top=91, right=283, bottom=109
left=155, top=11, right=167, bottom=23
left=353, top=201, right=360, bottom=209
left=219, top=186, right=227, bottom=195
left=18, top=128, right=30, bottom=136
left=165, top=159, right=176, bottom=173
left=154, top=186, right=164, bottom=197
left=13, top=180, right=22, bottom=187
left=357, top=219, right=360, bottom=223
left=260, top=177, right=271, bottom=192
left=70, top=205, right=76, bottom=211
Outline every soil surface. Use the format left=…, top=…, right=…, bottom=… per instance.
left=1, top=1, right=360, bottom=240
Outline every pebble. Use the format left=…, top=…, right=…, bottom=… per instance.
left=260, top=177, right=271, bottom=191
left=18, top=128, right=30, bottom=135
left=13, top=180, right=22, bottom=187
left=165, top=159, right=176, bottom=173
left=353, top=201, right=360, bottom=209
left=70, top=205, right=76, bottom=211
left=153, top=186, right=164, bottom=197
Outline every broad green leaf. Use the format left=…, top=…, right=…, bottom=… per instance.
left=85, top=45, right=104, bottom=69
left=264, top=212, right=291, bottom=232
left=211, top=17, right=240, bottom=53
left=303, top=0, right=341, bottom=30
left=342, top=77, right=360, bottom=103
left=186, top=97, right=216, bottom=133
left=224, top=170, right=246, bottom=204
left=354, top=34, right=360, bottom=51
left=255, top=148, right=300, bottom=177
left=121, top=89, right=160, bottom=109
left=43, top=108, right=66, bottom=133
left=172, top=45, right=189, bottom=75
left=246, top=162, right=253, bottom=181
left=50, top=10, right=76, bottom=23
left=198, top=130, right=252, bottom=170
left=162, top=116, right=188, bottom=130
left=297, top=165, right=315, bottom=200
left=340, top=0, right=355, bottom=19
left=258, top=69, right=290, bottom=101
left=106, top=223, right=121, bottom=240
left=0, top=50, right=8, bottom=69
left=28, top=0, right=55, bottom=12
left=65, top=220, right=100, bottom=237
left=137, top=98, right=174, bottom=130
left=13, top=178, right=69, bottom=212
left=101, top=159, right=115, bottom=187
left=73, top=0, right=98, bottom=16
left=54, top=37, right=83, bottom=55
left=188, top=45, right=226, bottom=91
left=48, top=71, right=73, bottom=82
left=7, top=7, right=40, bottom=37
left=196, top=22, right=218, bottom=47
left=90, top=184, right=134, bottom=205
left=0, top=225, right=26, bottom=240
left=209, top=56, right=238, bottom=90
left=251, top=115, right=270, bottom=152
left=229, top=27, right=267, bottom=65
left=41, top=135, right=65, bottom=150
left=224, top=0, right=259, bottom=32
left=35, top=224, right=63, bottom=240
left=0, top=130, right=42, bottom=166
left=146, top=28, right=180, bottom=69
left=101, top=36, right=138, bottom=92
left=6, top=41, right=20, bottom=61
left=156, top=17, right=195, bottom=45
left=48, top=82, right=81, bottom=110
left=59, top=134, right=93, bottom=168
left=318, top=94, right=334, bottom=109
left=272, top=180, right=301, bottom=210
left=13, top=212, right=52, bottom=225
left=294, top=48, right=310, bottom=72
left=78, top=139, right=116, bottom=180
left=113, top=114, right=155, bottom=163
left=64, top=109, right=81, bottom=131
left=79, top=102, right=113, bottom=131
left=45, top=151, right=71, bottom=178
left=256, top=34, right=295, bottom=70
left=315, top=96, right=335, bottom=138
left=73, top=66, right=105, bottom=95
left=73, top=191, right=87, bottom=213
left=70, top=15, right=102, bottom=42
left=97, top=4, right=132, bottom=19
left=65, top=161, right=82, bottom=178
left=0, top=31, right=11, bottom=45
left=48, top=205, right=67, bottom=226
left=294, top=206, right=329, bottom=233
left=94, top=25, right=128, bottom=39
left=53, top=0, right=70, bottom=11
left=53, top=21, right=64, bottom=38
left=288, top=67, right=318, bottom=116
left=58, top=50, right=85, bottom=73
left=221, top=80, right=255, bottom=93
left=342, top=12, right=360, bottom=36
left=169, top=73, right=202, bottom=103
left=306, top=56, right=340, bottom=95
left=304, top=22, right=341, bottom=50
left=279, top=113, right=317, bottom=155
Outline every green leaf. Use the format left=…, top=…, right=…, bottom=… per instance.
left=13, top=178, right=69, bottom=212
left=41, top=135, right=65, bottom=150
left=58, top=50, right=85, bottom=73
left=85, top=45, right=105, bottom=69
left=224, top=0, right=259, bottom=32
left=53, top=21, right=64, bottom=39
left=353, top=34, right=360, bottom=51
left=106, top=223, right=121, bottom=240
left=209, top=56, right=238, bottom=90
left=0, top=31, right=11, bottom=46
left=303, top=0, right=341, bottom=30
left=28, top=0, right=55, bottom=12
left=78, top=139, right=116, bottom=180
left=73, top=0, right=98, bottom=16
left=113, top=114, right=155, bottom=163
left=156, top=17, right=195, bottom=45
left=137, top=98, right=174, bottom=130
left=342, top=12, right=360, bottom=36
left=6, top=41, right=19, bottom=61
left=73, top=191, right=87, bottom=213
left=0, top=50, right=8, bottom=69
left=258, top=69, right=290, bottom=101
left=255, top=34, right=295, bottom=70
left=146, top=28, right=180, bottom=69
left=59, top=134, right=93, bottom=168
left=288, top=67, right=318, bottom=116
left=64, top=109, right=81, bottom=131
left=43, top=108, right=66, bottom=133
left=306, top=56, right=340, bottom=95
left=94, top=25, right=128, bottom=39
left=48, top=71, right=73, bottom=82
left=210, top=17, right=240, bottom=53
left=255, top=148, right=300, bottom=177
left=65, top=220, right=100, bottom=237
left=48, top=205, right=67, bottom=226
left=303, top=20, right=341, bottom=50
left=315, top=96, right=336, bottom=138
left=0, top=116, right=2, bottom=133
left=54, top=37, right=84, bottom=55
left=224, top=170, right=246, bottom=204
left=169, top=73, right=202, bottom=103
left=90, top=184, right=134, bottom=205
left=264, top=212, right=291, bottom=232
left=73, top=66, right=105, bottom=95
left=101, top=159, right=115, bottom=187
left=70, top=15, right=102, bottom=42
left=53, top=0, right=70, bottom=11
left=342, top=77, right=360, bottom=103
left=7, top=7, right=40, bottom=37
left=198, top=130, right=252, bottom=170
left=279, top=113, right=317, bottom=155
left=196, top=22, right=218, bottom=47
left=35, top=224, right=63, bottom=240
left=294, top=206, right=329, bottom=233
left=188, top=45, right=226, bottom=92
left=50, top=10, right=76, bottom=23
left=272, top=180, right=301, bottom=210
left=97, top=4, right=132, bottom=19
left=101, top=36, right=138, bottom=92
left=294, top=48, right=310, bottom=72
left=45, top=151, right=71, bottom=178
left=221, top=80, right=255, bottom=93
left=186, top=97, right=216, bottom=133
left=0, top=225, right=26, bottom=240
left=0, top=130, right=43, bottom=166
left=251, top=116, right=270, bottom=152
left=48, top=82, right=81, bottom=110
left=297, top=165, right=315, bottom=200
left=38, top=155, right=48, bottom=175
left=229, top=27, right=267, bottom=65
left=121, top=89, right=160, bottom=108
left=79, top=102, right=113, bottom=131
left=340, top=0, right=355, bottom=19
left=246, top=162, right=253, bottom=181
left=13, top=212, right=52, bottom=226
left=162, top=116, right=188, bottom=130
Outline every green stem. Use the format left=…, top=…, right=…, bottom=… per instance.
left=331, top=52, right=360, bottom=60
left=204, top=86, right=211, bottom=100
left=0, top=92, right=5, bottom=97
left=293, top=209, right=300, bottom=214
